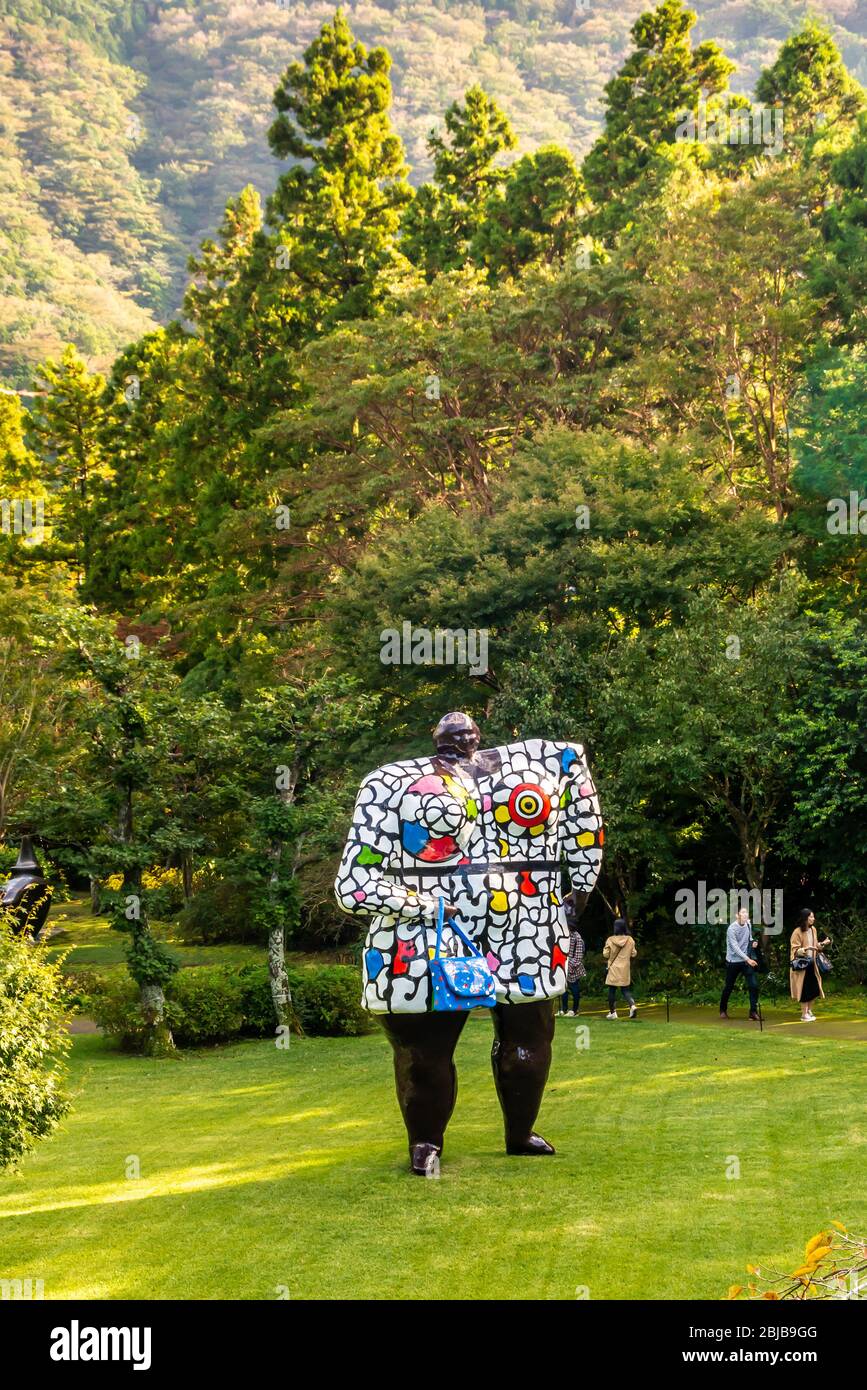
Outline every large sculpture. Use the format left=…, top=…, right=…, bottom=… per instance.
left=335, top=712, right=603, bottom=1173
left=0, top=836, right=53, bottom=939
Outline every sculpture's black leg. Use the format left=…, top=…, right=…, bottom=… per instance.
left=491, top=1000, right=556, bottom=1155
left=379, top=1012, right=469, bottom=1173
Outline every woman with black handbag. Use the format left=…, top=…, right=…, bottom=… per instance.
left=789, top=908, right=832, bottom=1022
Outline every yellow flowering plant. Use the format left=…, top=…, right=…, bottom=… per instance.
left=725, top=1224, right=866, bottom=1300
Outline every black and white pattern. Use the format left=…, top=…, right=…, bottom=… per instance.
left=335, top=739, right=603, bottom=1014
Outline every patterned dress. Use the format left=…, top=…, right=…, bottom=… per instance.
left=335, top=739, right=603, bottom=1013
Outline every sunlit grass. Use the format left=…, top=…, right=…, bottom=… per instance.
left=1, top=1018, right=864, bottom=1300
left=46, top=897, right=347, bottom=978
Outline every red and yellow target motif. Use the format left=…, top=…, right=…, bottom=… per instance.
left=508, top=783, right=551, bottom=828
left=493, top=775, right=556, bottom=838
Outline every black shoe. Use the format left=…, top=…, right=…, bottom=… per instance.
left=506, top=1133, right=555, bottom=1157
left=410, top=1142, right=441, bottom=1176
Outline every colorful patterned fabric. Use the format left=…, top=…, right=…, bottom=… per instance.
left=335, top=739, right=603, bottom=1013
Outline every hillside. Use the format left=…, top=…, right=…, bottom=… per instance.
left=1, top=0, right=866, bottom=384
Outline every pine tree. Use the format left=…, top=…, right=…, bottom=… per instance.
left=756, top=20, right=865, bottom=150
left=262, top=8, right=412, bottom=332
left=471, top=146, right=585, bottom=278
left=582, top=0, right=735, bottom=237
left=30, top=347, right=107, bottom=588
left=402, top=86, right=518, bottom=277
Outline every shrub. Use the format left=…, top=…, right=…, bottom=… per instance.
left=84, top=975, right=150, bottom=1051
left=140, top=868, right=186, bottom=921
left=292, top=965, right=372, bottom=1037
left=86, top=961, right=371, bottom=1049
left=167, top=968, right=244, bottom=1046
left=233, top=963, right=371, bottom=1038
left=63, top=968, right=103, bottom=1012
left=235, top=964, right=285, bottom=1037
left=825, top=910, right=867, bottom=985
left=0, top=921, right=71, bottom=1170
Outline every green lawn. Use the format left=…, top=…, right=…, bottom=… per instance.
left=45, top=898, right=347, bottom=978
left=1, top=1015, right=864, bottom=1300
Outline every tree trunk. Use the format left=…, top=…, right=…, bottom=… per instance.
left=139, top=982, right=174, bottom=1057
left=181, top=851, right=193, bottom=903
left=268, top=925, right=292, bottom=1032
left=119, top=778, right=174, bottom=1054
left=267, top=773, right=299, bottom=1034
left=89, top=876, right=100, bottom=913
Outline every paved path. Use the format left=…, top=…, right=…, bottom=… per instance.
left=558, top=1002, right=867, bottom=1042
left=67, top=1016, right=99, bottom=1035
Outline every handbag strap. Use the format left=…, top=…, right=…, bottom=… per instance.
left=434, top=897, right=483, bottom=961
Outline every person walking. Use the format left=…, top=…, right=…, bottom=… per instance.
left=719, top=907, right=760, bottom=1021
left=790, top=908, right=831, bottom=1022
left=603, top=919, right=637, bottom=1019
left=560, top=899, right=586, bottom=1016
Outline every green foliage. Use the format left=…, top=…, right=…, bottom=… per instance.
left=0, top=921, right=70, bottom=1171
left=791, top=345, right=867, bottom=508
left=402, top=85, right=518, bottom=276
left=289, top=964, right=373, bottom=1037
left=582, top=0, right=737, bottom=236
left=471, top=145, right=585, bottom=276
left=261, top=8, right=413, bottom=335
left=755, top=18, right=865, bottom=149
left=29, top=346, right=108, bottom=583
left=124, top=923, right=179, bottom=990
left=166, top=967, right=244, bottom=1046
left=81, top=973, right=148, bottom=1051
left=177, top=882, right=262, bottom=945
left=814, top=115, right=867, bottom=338
left=86, top=961, right=372, bottom=1049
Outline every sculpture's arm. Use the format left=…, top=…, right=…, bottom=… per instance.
left=334, top=776, right=440, bottom=927
left=559, top=742, right=603, bottom=915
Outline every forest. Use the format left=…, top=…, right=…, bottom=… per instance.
left=2, top=0, right=867, bottom=380
left=3, top=0, right=867, bottom=1058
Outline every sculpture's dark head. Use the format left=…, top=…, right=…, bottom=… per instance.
left=433, top=711, right=481, bottom=762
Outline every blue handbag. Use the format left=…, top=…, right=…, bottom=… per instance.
left=429, top=898, right=497, bottom=1012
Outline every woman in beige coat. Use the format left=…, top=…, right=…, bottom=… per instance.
left=789, top=908, right=831, bottom=1022
left=603, top=919, right=637, bottom=1019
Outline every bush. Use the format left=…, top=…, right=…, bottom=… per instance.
left=235, top=964, right=284, bottom=1036
left=825, top=909, right=867, bottom=985
left=102, top=867, right=187, bottom=922
left=292, top=965, right=372, bottom=1037
left=85, top=975, right=150, bottom=1051
left=177, top=882, right=261, bottom=944
left=0, top=922, right=71, bottom=1170
left=233, top=963, right=371, bottom=1038
left=86, top=961, right=371, bottom=1049
left=63, top=968, right=103, bottom=1012
left=167, top=968, right=244, bottom=1046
